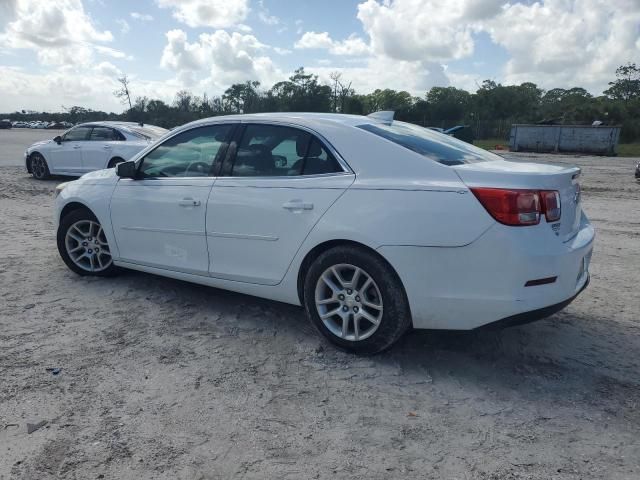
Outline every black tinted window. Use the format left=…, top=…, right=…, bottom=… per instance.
left=139, top=125, right=233, bottom=178
left=358, top=121, right=498, bottom=166
left=63, top=127, right=91, bottom=141
left=231, top=124, right=342, bottom=177
left=90, top=127, right=117, bottom=141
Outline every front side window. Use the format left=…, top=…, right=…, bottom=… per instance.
left=138, top=124, right=233, bottom=178
left=230, top=124, right=342, bottom=177
left=63, top=127, right=91, bottom=142
left=357, top=121, right=499, bottom=166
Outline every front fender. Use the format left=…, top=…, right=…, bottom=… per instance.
left=55, top=181, right=119, bottom=258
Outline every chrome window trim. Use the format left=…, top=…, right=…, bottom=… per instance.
left=222, top=119, right=352, bottom=179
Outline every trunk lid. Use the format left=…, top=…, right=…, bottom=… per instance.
left=454, top=160, right=582, bottom=241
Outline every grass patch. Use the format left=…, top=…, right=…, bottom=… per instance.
left=616, top=143, right=640, bottom=157
left=474, top=138, right=640, bottom=158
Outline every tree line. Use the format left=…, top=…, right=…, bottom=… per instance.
left=6, top=63, right=640, bottom=142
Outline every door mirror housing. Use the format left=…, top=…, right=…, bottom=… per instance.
left=53, top=135, right=62, bottom=144
left=116, top=160, right=137, bottom=179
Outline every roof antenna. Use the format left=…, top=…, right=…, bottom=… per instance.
left=138, top=121, right=144, bottom=127
left=367, top=110, right=394, bottom=125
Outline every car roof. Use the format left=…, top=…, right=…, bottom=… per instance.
left=78, top=121, right=145, bottom=128
left=185, top=112, right=381, bottom=131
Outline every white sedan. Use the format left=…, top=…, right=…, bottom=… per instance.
left=54, top=112, right=594, bottom=354
left=26, top=121, right=167, bottom=179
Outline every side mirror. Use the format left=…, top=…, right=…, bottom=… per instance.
left=116, top=160, right=137, bottom=178
left=54, top=136, right=62, bottom=144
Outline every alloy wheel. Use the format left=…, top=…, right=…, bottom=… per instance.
left=314, top=263, right=384, bottom=341
left=31, top=156, right=47, bottom=179
left=64, top=220, right=112, bottom=273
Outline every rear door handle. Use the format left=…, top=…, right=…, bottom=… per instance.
left=103, top=145, right=112, bottom=150
left=283, top=200, right=314, bottom=211
left=179, top=198, right=201, bottom=207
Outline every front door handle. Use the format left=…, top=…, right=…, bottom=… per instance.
left=179, top=198, right=201, bottom=207
left=283, top=200, right=314, bottom=211
left=73, top=145, right=81, bottom=149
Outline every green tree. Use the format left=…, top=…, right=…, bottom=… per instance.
left=604, top=63, right=640, bottom=103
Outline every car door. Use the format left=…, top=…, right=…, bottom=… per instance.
left=48, top=126, right=91, bottom=174
left=110, top=123, right=235, bottom=275
left=81, top=126, right=119, bottom=172
left=206, top=123, right=355, bottom=285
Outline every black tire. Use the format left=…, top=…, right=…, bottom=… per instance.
left=107, top=157, right=125, bottom=169
left=30, top=153, right=50, bottom=180
left=303, top=245, right=411, bottom=355
left=57, top=208, right=119, bottom=277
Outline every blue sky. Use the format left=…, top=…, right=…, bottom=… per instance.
left=0, top=0, right=637, bottom=112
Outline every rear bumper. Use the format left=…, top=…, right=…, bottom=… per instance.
left=476, top=274, right=589, bottom=330
left=378, top=213, right=594, bottom=330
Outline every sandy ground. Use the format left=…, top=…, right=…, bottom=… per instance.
left=1, top=133, right=639, bottom=479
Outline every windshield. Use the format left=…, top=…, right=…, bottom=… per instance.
left=357, top=121, right=500, bottom=166
left=125, top=125, right=168, bottom=141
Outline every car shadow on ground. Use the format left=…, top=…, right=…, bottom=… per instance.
left=90, top=267, right=640, bottom=408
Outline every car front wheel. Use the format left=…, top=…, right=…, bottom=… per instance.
left=30, top=153, right=50, bottom=180
left=57, top=209, right=118, bottom=276
left=303, top=245, right=411, bottom=354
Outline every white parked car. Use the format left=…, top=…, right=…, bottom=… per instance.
left=26, top=121, right=167, bottom=179
left=54, top=112, right=594, bottom=353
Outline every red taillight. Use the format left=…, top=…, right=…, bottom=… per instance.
left=470, top=188, right=561, bottom=226
left=540, top=190, right=561, bottom=222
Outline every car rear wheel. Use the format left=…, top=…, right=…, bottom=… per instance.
left=57, top=209, right=118, bottom=277
left=30, top=153, right=50, bottom=180
left=303, top=245, right=411, bottom=354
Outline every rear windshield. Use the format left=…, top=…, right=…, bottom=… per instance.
left=357, top=121, right=499, bottom=166
left=125, top=125, right=168, bottom=140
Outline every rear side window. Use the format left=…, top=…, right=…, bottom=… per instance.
left=90, top=127, right=120, bottom=141
left=357, top=121, right=498, bottom=166
left=126, top=125, right=168, bottom=140
left=230, top=124, right=342, bottom=177
left=138, top=125, right=233, bottom=178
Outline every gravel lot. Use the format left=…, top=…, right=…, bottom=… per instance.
left=0, top=129, right=58, bottom=167
left=1, top=128, right=640, bottom=479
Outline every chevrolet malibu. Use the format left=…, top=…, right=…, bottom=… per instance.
left=54, top=112, right=594, bottom=354
left=26, top=121, right=167, bottom=179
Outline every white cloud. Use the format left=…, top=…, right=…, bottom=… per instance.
left=295, top=31, right=370, bottom=56
left=309, top=56, right=450, bottom=95
left=116, top=18, right=130, bottom=34
left=160, top=29, right=206, bottom=72
left=257, top=0, right=279, bottom=25
left=156, top=0, right=249, bottom=29
left=484, top=0, right=640, bottom=92
left=273, top=47, right=292, bottom=55
left=295, top=31, right=334, bottom=50
left=352, top=0, right=640, bottom=94
left=94, top=61, right=121, bottom=77
left=0, top=0, right=113, bottom=66
left=130, top=12, right=153, bottom=22
left=356, top=0, right=483, bottom=62
left=160, top=29, right=284, bottom=92
left=95, top=45, right=132, bottom=60
left=0, top=65, right=181, bottom=112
